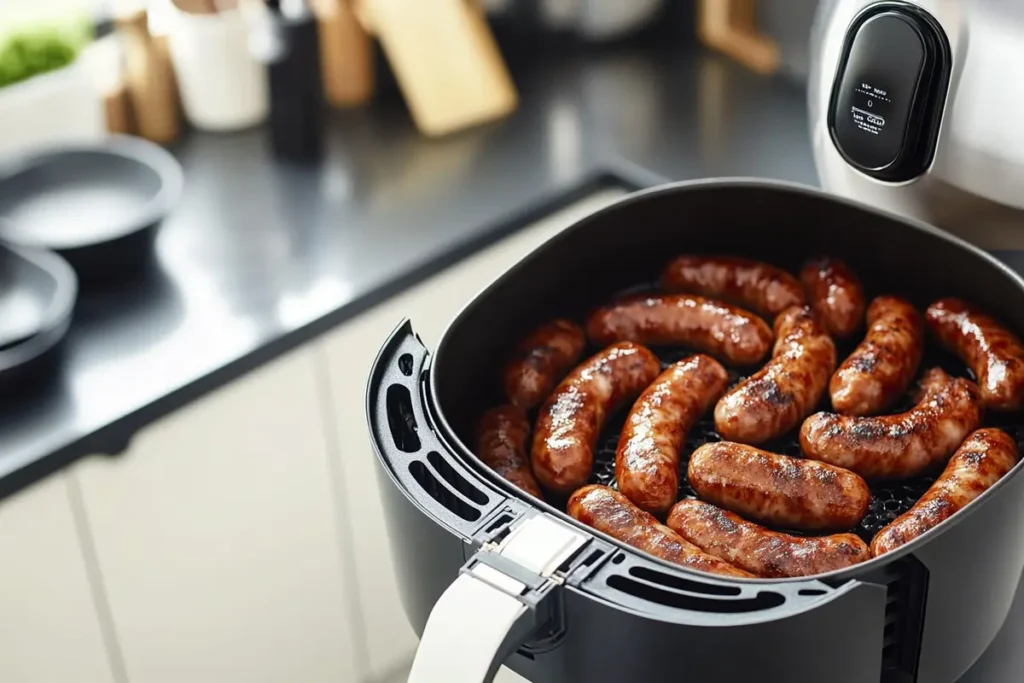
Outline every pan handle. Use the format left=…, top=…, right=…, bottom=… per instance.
left=407, top=513, right=590, bottom=683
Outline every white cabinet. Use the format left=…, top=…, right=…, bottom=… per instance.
left=318, top=188, right=626, bottom=682
left=0, top=188, right=623, bottom=683
left=71, top=347, right=362, bottom=683
left=0, top=474, right=115, bottom=683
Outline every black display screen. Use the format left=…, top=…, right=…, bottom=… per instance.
left=831, top=12, right=926, bottom=171
left=848, top=82, right=891, bottom=137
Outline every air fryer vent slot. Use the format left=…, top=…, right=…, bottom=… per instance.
left=627, top=565, right=741, bottom=596
left=427, top=451, right=489, bottom=505
left=485, top=513, right=516, bottom=535
left=880, top=556, right=929, bottom=683
left=606, top=575, right=784, bottom=613
left=408, top=460, right=481, bottom=522
left=387, top=385, right=420, bottom=452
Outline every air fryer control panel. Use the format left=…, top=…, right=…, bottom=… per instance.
left=828, top=2, right=950, bottom=182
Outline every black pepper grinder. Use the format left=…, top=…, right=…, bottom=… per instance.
left=261, top=0, right=325, bottom=161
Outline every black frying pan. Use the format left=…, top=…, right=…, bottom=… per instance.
left=0, top=135, right=182, bottom=282
left=0, top=239, right=77, bottom=388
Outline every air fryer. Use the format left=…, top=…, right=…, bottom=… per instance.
left=366, top=180, right=1024, bottom=683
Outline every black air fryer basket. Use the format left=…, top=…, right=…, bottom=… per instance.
left=366, top=180, right=1024, bottom=683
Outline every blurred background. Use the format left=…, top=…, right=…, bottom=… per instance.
left=10, top=3, right=1022, bottom=683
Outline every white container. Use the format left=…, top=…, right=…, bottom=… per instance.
left=0, top=60, right=105, bottom=158
left=166, top=7, right=269, bottom=132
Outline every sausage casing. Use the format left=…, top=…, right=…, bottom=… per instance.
left=830, top=296, right=924, bottom=416
left=586, top=294, right=772, bottom=366
left=532, top=342, right=661, bottom=493
left=568, top=485, right=752, bottom=577
left=616, top=355, right=729, bottom=515
left=667, top=499, right=871, bottom=578
left=871, top=428, right=1019, bottom=555
left=503, top=319, right=586, bottom=409
left=925, top=298, right=1024, bottom=411
left=800, top=368, right=983, bottom=479
left=714, top=306, right=837, bottom=444
left=660, top=255, right=805, bottom=320
left=687, top=441, right=870, bottom=531
left=476, top=406, right=544, bottom=499
left=800, top=257, right=866, bottom=338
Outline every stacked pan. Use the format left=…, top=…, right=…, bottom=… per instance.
left=367, top=180, right=1024, bottom=683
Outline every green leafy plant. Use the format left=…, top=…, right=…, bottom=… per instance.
left=0, top=19, right=92, bottom=90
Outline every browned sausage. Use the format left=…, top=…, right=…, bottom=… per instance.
left=532, top=343, right=661, bottom=493
left=800, top=368, right=983, bottom=479
left=568, top=485, right=753, bottom=577
left=925, top=298, right=1024, bottom=411
left=660, top=255, right=805, bottom=320
left=830, top=296, right=924, bottom=416
left=871, top=428, right=1019, bottom=555
left=667, top=499, right=871, bottom=577
left=586, top=295, right=772, bottom=366
left=503, top=319, right=586, bottom=410
left=687, top=441, right=870, bottom=531
left=476, top=406, right=544, bottom=499
left=800, top=257, right=866, bottom=338
left=616, top=355, right=729, bottom=515
left=714, top=306, right=837, bottom=444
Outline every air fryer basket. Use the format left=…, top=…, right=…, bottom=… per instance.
left=367, top=179, right=1024, bottom=683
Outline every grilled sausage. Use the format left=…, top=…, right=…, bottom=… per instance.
left=687, top=442, right=870, bottom=531
left=800, top=257, right=866, bottom=338
left=532, top=343, right=661, bottom=493
left=872, top=428, right=1019, bottom=555
left=925, top=298, right=1024, bottom=411
left=830, top=296, right=924, bottom=416
left=800, top=368, right=983, bottom=479
left=586, top=294, right=772, bottom=366
left=714, top=306, right=837, bottom=444
left=668, top=499, right=871, bottom=578
left=660, top=255, right=805, bottom=320
left=476, top=406, right=544, bottom=499
left=616, top=355, right=730, bottom=515
left=503, top=319, right=587, bottom=410
left=568, top=485, right=752, bottom=577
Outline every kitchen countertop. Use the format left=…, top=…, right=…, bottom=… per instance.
left=0, top=43, right=818, bottom=496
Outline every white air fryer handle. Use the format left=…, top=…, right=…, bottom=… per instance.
left=407, top=571, right=531, bottom=683
left=407, top=514, right=590, bottom=683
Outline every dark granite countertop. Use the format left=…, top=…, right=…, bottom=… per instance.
left=0, top=42, right=1012, bottom=498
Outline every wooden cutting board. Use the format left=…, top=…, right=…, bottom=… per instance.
left=363, top=0, right=517, bottom=137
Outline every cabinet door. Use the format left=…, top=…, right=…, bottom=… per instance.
left=319, top=189, right=626, bottom=681
left=0, top=474, right=115, bottom=683
left=73, top=347, right=362, bottom=683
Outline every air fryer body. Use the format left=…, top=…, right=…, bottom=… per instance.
left=809, top=0, right=1024, bottom=244
left=367, top=181, right=1024, bottom=683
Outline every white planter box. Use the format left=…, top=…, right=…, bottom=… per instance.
left=0, top=60, right=104, bottom=158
